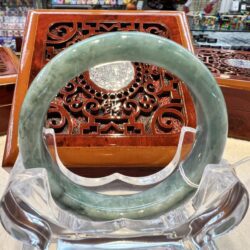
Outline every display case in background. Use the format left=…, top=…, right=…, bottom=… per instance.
left=189, top=14, right=250, bottom=32
left=188, top=1, right=250, bottom=141
left=0, top=0, right=144, bottom=52
left=0, top=0, right=45, bottom=52
left=187, top=0, right=250, bottom=35
left=0, top=0, right=44, bottom=8
left=47, top=0, right=127, bottom=10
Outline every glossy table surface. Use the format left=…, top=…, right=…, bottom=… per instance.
left=0, top=135, right=250, bottom=249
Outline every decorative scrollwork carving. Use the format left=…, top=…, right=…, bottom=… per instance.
left=46, top=63, right=186, bottom=136
left=152, top=104, right=185, bottom=134
left=44, top=20, right=191, bottom=137
left=197, top=48, right=250, bottom=80
left=46, top=22, right=170, bottom=59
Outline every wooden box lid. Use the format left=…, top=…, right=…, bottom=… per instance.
left=196, top=48, right=250, bottom=141
left=196, top=48, right=250, bottom=91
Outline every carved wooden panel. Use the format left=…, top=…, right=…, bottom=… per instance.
left=3, top=11, right=196, bottom=170
left=44, top=19, right=194, bottom=144
left=48, top=65, right=187, bottom=136
left=45, top=22, right=171, bottom=63
left=196, top=48, right=250, bottom=141
left=196, top=48, right=250, bottom=81
left=44, top=20, right=188, bottom=138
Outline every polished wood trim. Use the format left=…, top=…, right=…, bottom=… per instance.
left=0, top=76, right=16, bottom=85
left=217, top=78, right=250, bottom=91
left=56, top=144, right=193, bottom=168
left=3, top=12, right=38, bottom=166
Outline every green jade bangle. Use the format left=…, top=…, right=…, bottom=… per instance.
left=19, top=32, right=228, bottom=220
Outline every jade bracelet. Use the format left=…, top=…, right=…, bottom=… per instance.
left=19, top=32, right=228, bottom=220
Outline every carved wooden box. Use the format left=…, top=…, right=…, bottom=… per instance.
left=3, top=10, right=196, bottom=175
left=197, top=48, right=250, bottom=140
left=0, top=47, right=19, bottom=135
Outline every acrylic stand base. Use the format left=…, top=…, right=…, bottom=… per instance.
left=0, top=128, right=249, bottom=250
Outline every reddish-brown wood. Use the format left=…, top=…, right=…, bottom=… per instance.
left=221, top=87, right=250, bottom=140
left=0, top=47, right=18, bottom=78
left=196, top=48, right=250, bottom=140
left=3, top=10, right=197, bottom=172
left=0, top=105, right=12, bottom=135
left=0, top=47, right=19, bottom=135
left=196, top=48, right=250, bottom=84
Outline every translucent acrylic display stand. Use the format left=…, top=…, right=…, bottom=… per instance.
left=0, top=127, right=249, bottom=250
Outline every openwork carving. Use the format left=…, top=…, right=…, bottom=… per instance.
left=45, top=22, right=171, bottom=61
left=197, top=48, right=250, bottom=81
left=44, top=21, right=192, bottom=137
left=46, top=64, right=186, bottom=135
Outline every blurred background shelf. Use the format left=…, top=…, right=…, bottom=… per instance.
left=49, top=4, right=126, bottom=9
